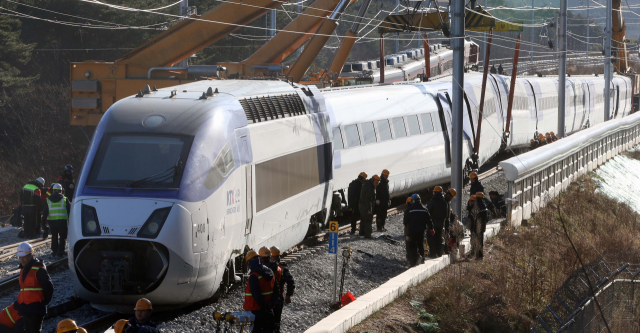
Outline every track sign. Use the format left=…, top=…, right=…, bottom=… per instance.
left=328, top=221, right=338, bottom=254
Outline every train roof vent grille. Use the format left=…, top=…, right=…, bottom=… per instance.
left=239, top=93, right=307, bottom=124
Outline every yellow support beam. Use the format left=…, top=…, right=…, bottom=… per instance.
left=378, top=8, right=522, bottom=34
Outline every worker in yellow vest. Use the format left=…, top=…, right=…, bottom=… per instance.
left=42, top=184, right=70, bottom=258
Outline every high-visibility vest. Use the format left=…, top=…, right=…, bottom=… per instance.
left=274, top=265, right=285, bottom=297
left=0, top=304, right=21, bottom=328
left=18, top=266, right=45, bottom=305
left=21, top=184, right=39, bottom=207
left=46, top=196, right=68, bottom=220
left=243, top=271, right=275, bottom=311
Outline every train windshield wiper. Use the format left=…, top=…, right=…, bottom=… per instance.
left=127, top=160, right=183, bottom=188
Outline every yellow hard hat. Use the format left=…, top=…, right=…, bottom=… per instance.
left=381, top=169, right=390, bottom=176
left=530, top=139, right=535, bottom=143
left=470, top=195, right=476, bottom=200
left=469, top=172, right=477, bottom=179
left=270, top=246, right=281, bottom=256
left=57, top=319, right=79, bottom=333
left=448, top=188, right=457, bottom=197
left=258, top=246, right=271, bottom=257
left=476, top=192, right=484, bottom=198
left=78, top=328, right=88, bottom=333
left=246, top=250, right=259, bottom=262
left=359, top=172, right=368, bottom=178
left=372, top=174, right=380, bottom=181
left=113, top=320, right=131, bottom=333
left=433, top=186, right=443, bottom=192
left=134, top=298, right=152, bottom=311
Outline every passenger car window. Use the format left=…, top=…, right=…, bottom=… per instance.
left=204, top=141, right=235, bottom=190
left=344, top=124, right=361, bottom=147
left=377, top=119, right=392, bottom=141
left=392, top=117, right=407, bottom=138
left=406, top=115, right=420, bottom=136
left=361, top=122, right=377, bottom=144
left=420, top=113, right=434, bottom=133
left=332, top=127, right=344, bottom=150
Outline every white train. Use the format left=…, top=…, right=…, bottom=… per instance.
left=68, top=72, right=632, bottom=311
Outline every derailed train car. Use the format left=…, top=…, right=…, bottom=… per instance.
left=68, top=73, right=632, bottom=311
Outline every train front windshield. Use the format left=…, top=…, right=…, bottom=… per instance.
left=86, top=134, right=193, bottom=189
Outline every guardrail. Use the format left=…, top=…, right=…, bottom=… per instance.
left=499, top=112, right=640, bottom=228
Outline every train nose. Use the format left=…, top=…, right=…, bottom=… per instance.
left=74, top=239, right=169, bottom=295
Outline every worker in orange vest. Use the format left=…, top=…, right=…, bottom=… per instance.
left=269, top=246, right=295, bottom=333
left=0, top=304, right=23, bottom=333
left=243, top=250, right=280, bottom=333
left=15, top=242, right=54, bottom=333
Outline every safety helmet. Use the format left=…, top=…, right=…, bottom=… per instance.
left=35, top=177, right=45, bottom=187
left=245, top=250, right=259, bottom=262
left=406, top=197, right=412, bottom=204
left=53, top=183, right=63, bottom=191
left=411, top=194, right=420, bottom=201
left=57, top=319, right=79, bottom=333
left=530, top=139, right=535, bottom=143
left=381, top=169, right=390, bottom=176
left=17, top=242, right=33, bottom=257
left=433, top=186, right=443, bottom=192
left=550, top=131, right=555, bottom=136
left=134, top=298, right=152, bottom=311
left=270, top=246, right=281, bottom=256
left=113, top=320, right=131, bottom=333
left=538, top=133, right=544, bottom=138
left=470, top=195, right=476, bottom=200
left=78, top=328, right=87, bottom=333
left=359, top=172, right=368, bottom=179
left=448, top=188, right=457, bottom=197
left=545, top=133, right=551, bottom=138
left=372, top=175, right=380, bottom=181
left=469, top=172, right=477, bottom=179
left=65, top=164, right=73, bottom=172
left=476, top=192, right=484, bottom=198
left=258, top=246, right=271, bottom=257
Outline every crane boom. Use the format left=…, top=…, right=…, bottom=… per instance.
left=612, top=0, right=629, bottom=72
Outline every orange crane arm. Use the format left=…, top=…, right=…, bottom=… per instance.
left=326, top=0, right=373, bottom=76
left=117, top=0, right=289, bottom=68
left=612, top=0, right=629, bottom=72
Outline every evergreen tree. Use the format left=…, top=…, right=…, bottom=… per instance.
left=0, top=15, right=37, bottom=105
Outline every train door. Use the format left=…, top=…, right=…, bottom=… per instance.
left=235, top=132, right=254, bottom=239
left=435, top=91, right=453, bottom=166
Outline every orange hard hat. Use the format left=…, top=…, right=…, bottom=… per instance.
left=57, top=319, right=79, bottom=333
left=406, top=197, right=412, bottom=204
left=381, top=169, right=390, bottom=176
left=546, top=133, right=551, bottom=138
left=134, top=298, right=152, bottom=311
left=433, top=186, right=443, bottom=192
left=372, top=175, right=381, bottom=181
left=530, top=139, right=535, bottom=143
left=476, top=192, right=484, bottom=198
left=469, top=172, right=478, bottom=179
left=113, top=320, right=131, bottom=333
left=258, top=246, right=271, bottom=257
left=78, top=328, right=88, bottom=333
left=270, top=246, right=281, bottom=256
left=448, top=188, right=457, bottom=197
left=359, top=172, right=368, bottom=178
left=245, top=250, right=259, bottom=262
left=470, top=195, right=476, bottom=200
left=550, top=131, right=555, bottom=136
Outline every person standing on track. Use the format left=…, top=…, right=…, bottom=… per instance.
left=20, top=178, right=45, bottom=239
left=347, top=172, right=367, bottom=235
left=243, top=250, right=280, bottom=333
left=359, top=175, right=379, bottom=239
left=269, top=246, right=295, bottom=333
left=375, top=169, right=391, bottom=232
left=42, top=184, right=70, bottom=258
left=469, top=172, right=484, bottom=196
left=0, top=303, right=23, bottom=333
left=128, top=298, right=159, bottom=333
left=57, top=165, right=75, bottom=202
left=15, top=242, right=53, bottom=333
left=426, top=186, right=449, bottom=258
left=443, top=189, right=458, bottom=255
left=403, top=194, right=432, bottom=266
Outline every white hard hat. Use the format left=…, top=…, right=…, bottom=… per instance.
left=53, top=183, right=63, bottom=191
left=17, top=242, right=33, bottom=257
left=35, top=177, right=45, bottom=187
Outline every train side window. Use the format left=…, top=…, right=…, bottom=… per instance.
left=392, top=117, right=407, bottom=138
left=406, top=115, right=420, bottom=136
left=420, top=113, right=434, bottom=133
left=344, top=124, right=361, bottom=147
left=332, top=127, right=344, bottom=150
left=377, top=119, right=392, bottom=141
left=361, top=122, right=377, bottom=144
left=204, top=141, right=235, bottom=190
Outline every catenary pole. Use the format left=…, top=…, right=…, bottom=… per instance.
left=451, top=0, right=465, bottom=218
left=558, top=0, right=567, bottom=137
left=605, top=0, right=612, bottom=121
left=531, top=0, right=534, bottom=64
left=395, top=0, right=399, bottom=54
left=587, top=0, right=590, bottom=58
left=297, top=1, right=303, bottom=57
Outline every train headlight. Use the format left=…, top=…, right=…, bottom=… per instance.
left=138, top=206, right=172, bottom=239
left=81, top=204, right=101, bottom=237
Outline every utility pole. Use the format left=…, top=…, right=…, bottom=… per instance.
left=451, top=0, right=464, bottom=219
left=483, top=0, right=487, bottom=62
left=587, top=0, right=590, bottom=58
left=558, top=0, right=567, bottom=138
left=178, top=0, right=189, bottom=67
left=297, top=1, right=303, bottom=57
left=605, top=0, right=612, bottom=121
left=270, top=10, right=277, bottom=38
left=531, top=0, right=534, bottom=64
left=395, top=0, right=399, bottom=54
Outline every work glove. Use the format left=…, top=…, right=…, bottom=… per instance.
left=429, top=229, right=435, bottom=236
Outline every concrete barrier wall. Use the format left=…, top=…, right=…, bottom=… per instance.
left=304, top=219, right=504, bottom=333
